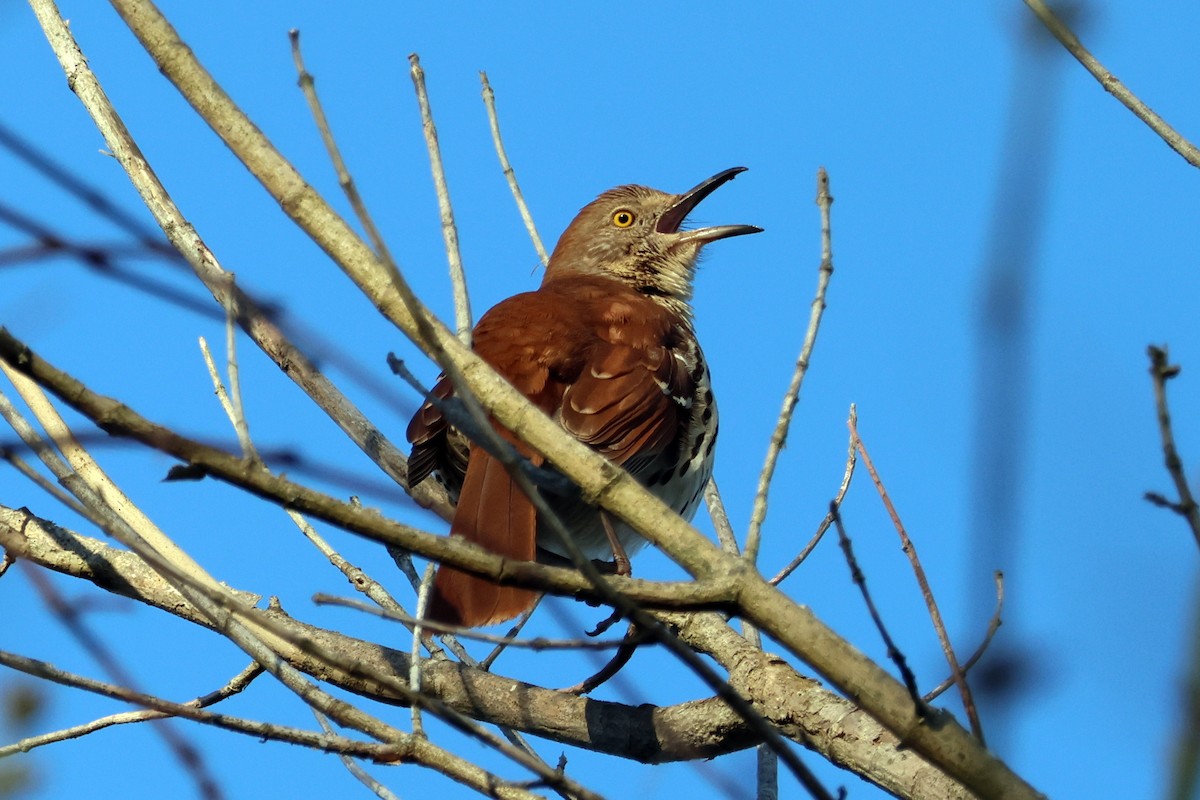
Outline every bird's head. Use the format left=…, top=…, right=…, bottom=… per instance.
left=544, top=167, right=761, bottom=316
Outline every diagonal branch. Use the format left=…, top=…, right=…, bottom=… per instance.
left=744, top=168, right=835, bottom=564
left=1023, top=0, right=1200, bottom=168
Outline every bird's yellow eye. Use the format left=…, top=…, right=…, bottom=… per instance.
left=611, top=209, right=635, bottom=228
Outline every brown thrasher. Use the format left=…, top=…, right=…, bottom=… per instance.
left=406, top=167, right=760, bottom=627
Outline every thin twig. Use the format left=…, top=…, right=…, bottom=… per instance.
left=830, top=503, right=927, bottom=717
left=314, top=594, right=640, bottom=651
left=479, top=603, right=539, bottom=671
left=1, top=445, right=88, bottom=517
left=924, top=572, right=1005, bottom=702
left=410, top=561, right=436, bottom=735
left=19, top=565, right=225, bottom=800
left=744, top=168, right=834, bottom=565
left=409, top=54, right=472, bottom=340
left=769, top=404, right=858, bottom=586
left=480, top=71, right=548, bottom=268
left=300, top=513, right=409, bottom=612
left=289, top=31, right=402, bottom=275
left=221, top=289, right=255, bottom=457
left=0, top=649, right=394, bottom=760
left=198, top=334, right=259, bottom=462
left=0, top=662, right=263, bottom=757
left=1023, top=0, right=1200, bottom=169
left=850, top=416, right=982, bottom=740
left=1146, top=346, right=1200, bottom=549
left=704, top=477, right=740, bottom=555
left=313, top=711, right=402, bottom=800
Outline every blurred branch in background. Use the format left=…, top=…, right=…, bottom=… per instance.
left=966, top=3, right=1080, bottom=746
left=0, top=121, right=422, bottom=423
left=1144, top=346, right=1200, bottom=549
left=1143, top=346, right=1200, bottom=800
left=1169, top=583, right=1200, bottom=800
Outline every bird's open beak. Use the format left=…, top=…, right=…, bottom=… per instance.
left=657, top=166, right=763, bottom=244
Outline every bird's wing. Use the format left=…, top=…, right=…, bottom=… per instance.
left=558, top=307, right=692, bottom=477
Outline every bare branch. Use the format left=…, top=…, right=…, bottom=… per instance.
left=409, top=54, right=473, bottom=339
left=480, top=71, right=549, bottom=268
left=925, top=572, right=1006, bottom=703
left=1023, top=0, right=1200, bottom=168
left=0, top=662, right=262, bottom=757
left=770, top=404, right=857, bottom=586
left=744, top=168, right=835, bottom=564
left=3, top=503, right=974, bottom=797
left=1146, top=345, right=1200, bottom=548
left=830, top=504, right=927, bottom=717
left=850, top=415, right=983, bottom=741
left=704, top=477, right=740, bottom=554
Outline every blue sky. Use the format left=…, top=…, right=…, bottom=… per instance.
left=2, top=2, right=1199, bottom=798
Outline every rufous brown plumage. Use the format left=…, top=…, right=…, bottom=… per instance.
left=406, top=167, right=760, bottom=627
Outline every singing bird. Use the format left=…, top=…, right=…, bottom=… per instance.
left=406, top=167, right=761, bottom=627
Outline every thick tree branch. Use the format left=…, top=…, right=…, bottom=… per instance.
left=2, top=504, right=972, bottom=797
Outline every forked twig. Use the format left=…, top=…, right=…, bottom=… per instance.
left=850, top=415, right=982, bottom=740
left=1145, top=346, right=1200, bottom=549
left=924, top=572, right=1005, bottom=702
left=744, top=168, right=834, bottom=564
left=770, top=404, right=858, bottom=586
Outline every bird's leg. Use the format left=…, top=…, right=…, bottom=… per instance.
left=600, top=511, right=631, bottom=577
left=561, top=621, right=643, bottom=694
left=585, top=511, right=633, bottom=636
